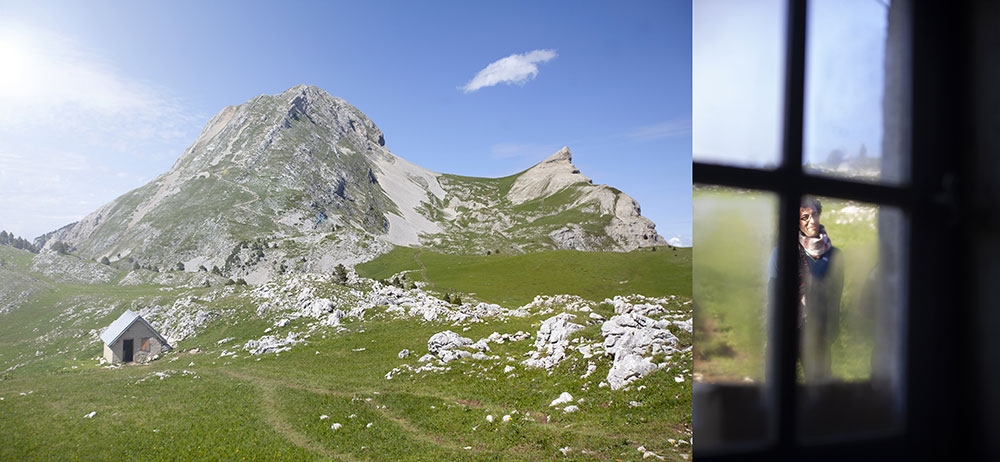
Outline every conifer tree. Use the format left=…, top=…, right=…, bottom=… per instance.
left=334, top=264, right=348, bottom=283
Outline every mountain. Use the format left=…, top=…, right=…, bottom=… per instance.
left=36, top=85, right=664, bottom=282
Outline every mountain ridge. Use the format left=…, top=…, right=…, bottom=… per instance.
left=36, top=85, right=665, bottom=283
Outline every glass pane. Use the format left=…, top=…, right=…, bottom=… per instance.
left=802, top=0, right=910, bottom=185
left=693, top=0, right=786, bottom=168
left=794, top=197, right=905, bottom=441
left=693, top=186, right=777, bottom=452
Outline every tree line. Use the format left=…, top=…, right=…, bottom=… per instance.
left=0, top=230, right=38, bottom=253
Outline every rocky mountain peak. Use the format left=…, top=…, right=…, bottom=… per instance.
left=542, top=146, right=573, bottom=164
left=507, top=147, right=592, bottom=205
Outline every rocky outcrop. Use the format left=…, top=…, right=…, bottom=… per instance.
left=30, top=251, right=116, bottom=285
left=507, top=147, right=592, bottom=205
left=428, top=330, right=474, bottom=363
left=601, top=312, right=681, bottom=390
left=505, top=147, right=665, bottom=252
left=604, top=192, right=667, bottom=251
left=548, top=224, right=594, bottom=251
left=522, top=313, right=585, bottom=369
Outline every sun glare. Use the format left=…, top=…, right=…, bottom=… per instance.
left=0, top=28, right=46, bottom=100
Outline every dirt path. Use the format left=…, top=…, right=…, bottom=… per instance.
left=222, top=370, right=360, bottom=462
left=412, top=250, right=435, bottom=289
left=221, top=369, right=478, bottom=456
left=216, top=176, right=270, bottom=221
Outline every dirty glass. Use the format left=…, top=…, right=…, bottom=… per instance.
left=693, top=186, right=777, bottom=450
left=802, top=0, right=907, bottom=185
left=693, top=0, right=786, bottom=169
left=796, top=197, right=906, bottom=442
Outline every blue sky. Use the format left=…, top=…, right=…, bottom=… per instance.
left=0, top=0, right=692, bottom=246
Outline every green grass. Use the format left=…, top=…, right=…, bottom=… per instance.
left=0, top=247, right=692, bottom=461
left=357, top=246, right=691, bottom=307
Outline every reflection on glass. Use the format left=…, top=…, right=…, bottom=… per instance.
left=692, top=0, right=786, bottom=168
left=802, top=0, right=906, bottom=184
left=693, top=186, right=777, bottom=450
left=694, top=191, right=906, bottom=451
left=795, top=197, right=905, bottom=442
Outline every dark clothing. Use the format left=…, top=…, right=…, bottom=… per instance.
left=768, top=244, right=844, bottom=381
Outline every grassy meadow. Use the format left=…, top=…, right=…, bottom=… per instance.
left=357, top=246, right=691, bottom=308
left=0, top=245, right=692, bottom=461
left=694, top=187, right=884, bottom=382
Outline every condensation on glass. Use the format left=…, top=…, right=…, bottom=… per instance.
left=794, top=197, right=906, bottom=442
left=693, top=186, right=777, bottom=450
left=802, top=0, right=910, bottom=185
left=692, top=0, right=787, bottom=169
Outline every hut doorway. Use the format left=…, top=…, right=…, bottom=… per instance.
left=123, top=339, right=133, bottom=362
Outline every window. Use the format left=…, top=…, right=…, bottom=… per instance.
left=141, top=337, right=150, bottom=352
left=692, top=0, right=960, bottom=458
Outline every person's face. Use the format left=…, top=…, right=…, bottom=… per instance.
left=799, top=207, right=821, bottom=238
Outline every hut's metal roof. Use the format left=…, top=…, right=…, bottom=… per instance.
left=100, top=310, right=170, bottom=348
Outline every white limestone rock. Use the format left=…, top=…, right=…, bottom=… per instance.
left=601, top=312, right=682, bottom=390
left=244, top=331, right=303, bottom=355
left=522, top=313, right=585, bottom=370
left=426, top=330, right=476, bottom=363
left=550, top=392, right=574, bottom=407
left=507, top=147, right=590, bottom=205
left=428, top=330, right=473, bottom=356
left=607, top=353, right=657, bottom=390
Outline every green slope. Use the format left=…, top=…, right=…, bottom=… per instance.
left=357, top=246, right=691, bottom=307
left=0, top=261, right=692, bottom=461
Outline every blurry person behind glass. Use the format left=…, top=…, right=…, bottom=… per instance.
left=768, top=196, right=844, bottom=382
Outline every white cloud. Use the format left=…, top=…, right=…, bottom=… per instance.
left=628, top=120, right=691, bottom=141
left=462, top=49, right=557, bottom=93
left=668, top=237, right=683, bottom=247
left=490, top=143, right=562, bottom=160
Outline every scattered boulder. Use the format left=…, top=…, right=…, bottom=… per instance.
left=601, top=312, right=681, bottom=389
left=427, top=330, right=474, bottom=363
left=607, top=353, right=657, bottom=390
left=522, top=313, right=584, bottom=369
left=427, top=331, right=472, bottom=353
left=243, top=331, right=303, bottom=355
left=550, top=392, right=574, bottom=407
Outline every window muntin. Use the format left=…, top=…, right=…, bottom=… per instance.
left=693, top=0, right=912, bottom=456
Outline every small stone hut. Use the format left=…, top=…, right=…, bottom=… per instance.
left=100, top=310, right=170, bottom=364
